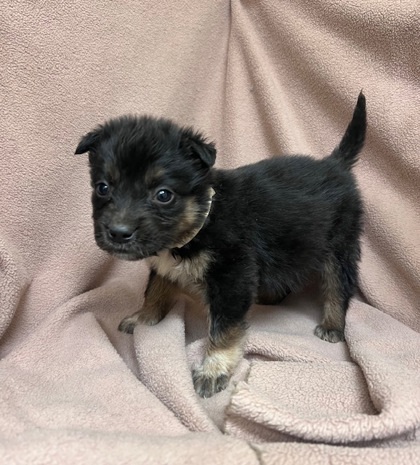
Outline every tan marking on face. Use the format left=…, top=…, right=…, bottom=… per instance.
left=102, top=157, right=120, bottom=186
left=321, top=256, right=345, bottom=331
left=144, top=167, right=166, bottom=187
left=173, top=188, right=215, bottom=248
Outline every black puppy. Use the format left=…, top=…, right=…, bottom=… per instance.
left=75, top=93, right=365, bottom=398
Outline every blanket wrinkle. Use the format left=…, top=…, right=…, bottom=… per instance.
left=224, top=302, right=420, bottom=444
left=0, top=237, right=28, bottom=341
left=134, top=302, right=219, bottom=433
left=233, top=2, right=308, bottom=156
left=1, top=0, right=419, bottom=463
left=0, top=431, right=260, bottom=465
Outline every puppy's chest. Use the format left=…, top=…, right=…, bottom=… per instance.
left=146, top=249, right=211, bottom=296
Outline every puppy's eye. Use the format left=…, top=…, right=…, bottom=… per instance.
left=95, top=182, right=110, bottom=197
left=154, top=189, right=174, bottom=204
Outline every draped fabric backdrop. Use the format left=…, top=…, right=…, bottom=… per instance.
left=1, top=1, right=419, bottom=463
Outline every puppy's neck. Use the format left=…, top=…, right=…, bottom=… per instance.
left=172, top=187, right=215, bottom=250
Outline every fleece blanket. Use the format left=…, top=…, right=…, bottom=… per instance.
left=1, top=0, right=419, bottom=463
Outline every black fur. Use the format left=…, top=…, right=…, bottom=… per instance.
left=76, top=93, right=366, bottom=397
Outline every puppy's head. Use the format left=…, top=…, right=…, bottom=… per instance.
left=75, top=115, right=216, bottom=260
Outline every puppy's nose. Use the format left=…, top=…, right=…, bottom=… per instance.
left=107, top=224, right=136, bottom=243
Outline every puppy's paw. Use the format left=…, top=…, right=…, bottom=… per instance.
left=118, top=311, right=160, bottom=334
left=314, top=325, right=345, bottom=343
left=118, top=316, right=138, bottom=334
left=192, top=368, right=229, bottom=398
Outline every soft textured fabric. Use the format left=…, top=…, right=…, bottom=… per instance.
left=1, top=1, right=419, bottom=463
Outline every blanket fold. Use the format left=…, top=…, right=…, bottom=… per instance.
left=1, top=0, right=419, bottom=463
left=0, top=238, right=27, bottom=341
left=225, top=302, right=420, bottom=444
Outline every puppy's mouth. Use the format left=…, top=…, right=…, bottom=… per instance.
left=97, top=239, right=157, bottom=261
left=94, top=228, right=159, bottom=261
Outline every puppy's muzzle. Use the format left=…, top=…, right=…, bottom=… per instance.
left=106, top=224, right=137, bottom=244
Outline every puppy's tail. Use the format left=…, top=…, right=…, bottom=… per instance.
left=330, top=92, right=366, bottom=170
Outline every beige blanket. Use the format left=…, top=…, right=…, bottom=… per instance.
left=1, top=1, right=419, bottom=463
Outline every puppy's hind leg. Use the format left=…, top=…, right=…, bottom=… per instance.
left=315, top=251, right=358, bottom=343
left=118, top=270, right=177, bottom=334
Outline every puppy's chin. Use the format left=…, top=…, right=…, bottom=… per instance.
left=112, top=251, right=149, bottom=261
left=94, top=236, right=158, bottom=261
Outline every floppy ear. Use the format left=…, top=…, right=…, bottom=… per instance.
left=181, top=128, right=216, bottom=169
left=74, top=129, right=101, bottom=154
left=189, top=138, right=216, bottom=168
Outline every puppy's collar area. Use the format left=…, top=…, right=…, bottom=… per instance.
left=171, top=187, right=215, bottom=250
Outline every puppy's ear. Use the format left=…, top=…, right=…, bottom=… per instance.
left=75, top=129, right=101, bottom=154
left=181, top=129, right=216, bottom=169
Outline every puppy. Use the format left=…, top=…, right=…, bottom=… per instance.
left=75, top=93, right=366, bottom=398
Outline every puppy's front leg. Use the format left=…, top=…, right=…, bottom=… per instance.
left=193, top=317, right=248, bottom=398
left=193, top=259, right=255, bottom=398
left=118, top=270, right=177, bottom=334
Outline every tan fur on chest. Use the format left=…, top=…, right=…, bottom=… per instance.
left=147, top=250, right=212, bottom=299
